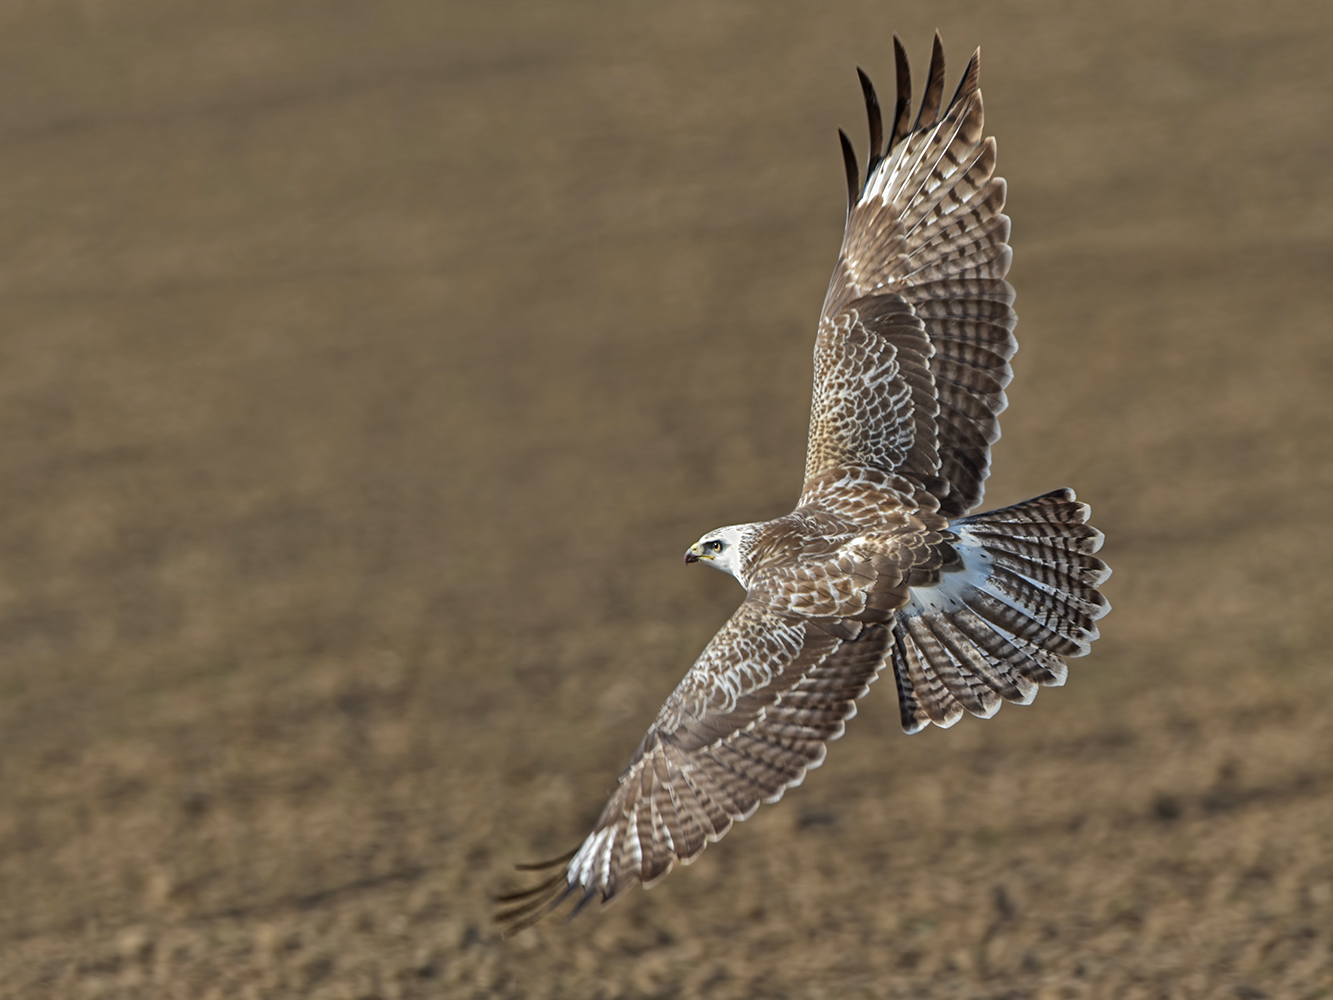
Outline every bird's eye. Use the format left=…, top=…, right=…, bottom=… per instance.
left=708, top=540, right=724, bottom=553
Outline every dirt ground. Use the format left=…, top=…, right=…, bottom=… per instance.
left=0, top=1, right=1330, bottom=997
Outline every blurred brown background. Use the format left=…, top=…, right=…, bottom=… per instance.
left=1, top=1, right=1330, bottom=997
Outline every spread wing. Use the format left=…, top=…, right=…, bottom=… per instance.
left=497, top=603, right=891, bottom=932
left=805, top=35, right=1017, bottom=518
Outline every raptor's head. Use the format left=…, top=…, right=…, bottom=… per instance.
left=684, top=524, right=756, bottom=585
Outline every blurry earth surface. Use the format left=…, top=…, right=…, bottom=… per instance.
left=0, top=2, right=1331, bottom=997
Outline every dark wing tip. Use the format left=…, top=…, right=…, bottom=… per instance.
left=914, top=31, right=947, bottom=131
left=495, top=880, right=571, bottom=936
left=888, top=34, right=913, bottom=152
left=838, top=127, right=859, bottom=215
left=947, top=46, right=982, bottom=113
left=494, top=848, right=581, bottom=935
left=856, top=67, right=884, bottom=174
left=513, top=847, right=578, bottom=873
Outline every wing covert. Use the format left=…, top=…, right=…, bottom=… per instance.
left=803, top=295, right=939, bottom=492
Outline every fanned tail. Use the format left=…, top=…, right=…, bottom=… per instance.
left=891, top=488, right=1110, bottom=732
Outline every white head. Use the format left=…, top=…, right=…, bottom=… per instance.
left=684, top=524, right=758, bottom=586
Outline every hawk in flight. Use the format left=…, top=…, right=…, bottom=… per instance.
left=500, top=35, right=1109, bottom=932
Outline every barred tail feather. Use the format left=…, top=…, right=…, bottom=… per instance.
left=891, top=488, right=1109, bottom=734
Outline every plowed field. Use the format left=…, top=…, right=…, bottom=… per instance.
left=1, top=2, right=1330, bottom=997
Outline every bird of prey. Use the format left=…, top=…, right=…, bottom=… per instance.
left=499, top=34, right=1110, bottom=932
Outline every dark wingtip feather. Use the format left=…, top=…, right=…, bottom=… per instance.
left=856, top=67, right=884, bottom=175
left=888, top=35, right=913, bottom=151
left=513, top=847, right=578, bottom=873
left=838, top=128, right=859, bottom=214
left=947, top=46, right=982, bottom=113
left=914, top=31, right=947, bottom=131
left=494, top=848, right=580, bottom=934
left=562, top=887, right=600, bottom=924
left=495, top=870, right=576, bottom=935
left=495, top=870, right=564, bottom=906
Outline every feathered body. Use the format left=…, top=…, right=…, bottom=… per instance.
left=500, top=34, right=1109, bottom=932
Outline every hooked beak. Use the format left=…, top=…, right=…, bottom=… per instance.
left=684, top=545, right=701, bottom=564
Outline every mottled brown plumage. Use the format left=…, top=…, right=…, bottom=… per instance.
left=499, top=34, right=1110, bottom=933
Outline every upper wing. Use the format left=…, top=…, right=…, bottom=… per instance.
left=805, top=35, right=1018, bottom=518
left=497, top=602, right=891, bottom=931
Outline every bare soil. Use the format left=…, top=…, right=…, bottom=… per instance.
left=0, top=2, right=1330, bottom=997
